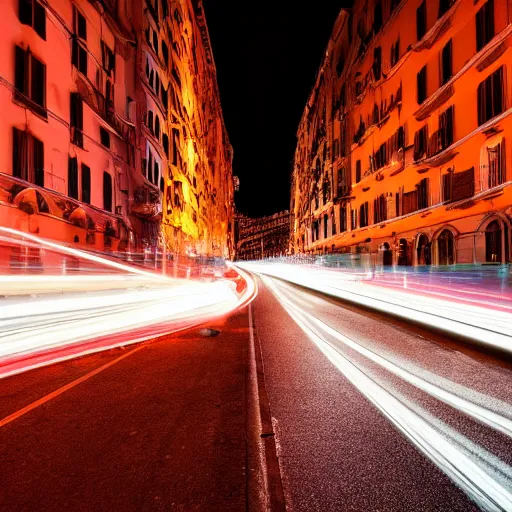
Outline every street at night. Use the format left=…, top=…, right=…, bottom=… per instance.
left=2, top=0, right=512, bottom=510
left=1, top=273, right=512, bottom=510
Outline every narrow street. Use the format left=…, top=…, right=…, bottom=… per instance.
left=1, top=275, right=512, bottom=511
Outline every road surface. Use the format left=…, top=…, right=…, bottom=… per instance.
left=1, top=274, right=512, bottom=511
left=252, top=274, right=512, bottom=511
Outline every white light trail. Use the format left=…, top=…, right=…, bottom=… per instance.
left=240, top=262, right=512, bottom=354
left=262, top=275, right=512, bottom=512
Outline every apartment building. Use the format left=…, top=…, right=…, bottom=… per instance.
left=235, top=210, right=290, bottom=260
left=0, top=0, right=234, bottom=259
left=291, top=0, right=512, bottom=267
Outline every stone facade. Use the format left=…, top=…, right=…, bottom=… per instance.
left=291, top=0, right=512, bottom=267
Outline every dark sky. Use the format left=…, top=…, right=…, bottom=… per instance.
left=203, top=2, right=344, bottom=218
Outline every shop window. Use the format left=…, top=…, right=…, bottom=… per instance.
left=19, top=0, right=46, bottom=39
left=437, top=230, right=454, bottom=265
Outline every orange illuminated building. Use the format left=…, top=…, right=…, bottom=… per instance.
left=0, top=0, right=234, bottom=259
left=291, top=0, right=512, bottom=267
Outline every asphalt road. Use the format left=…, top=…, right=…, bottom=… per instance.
left=252, top=275, right=512, bottom=512
left=2, top=274, right=512, bottom=512
left=0, top=311, right=250, bottom=512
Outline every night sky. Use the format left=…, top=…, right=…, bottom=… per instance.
left=203, top=2, right=344, bottom=218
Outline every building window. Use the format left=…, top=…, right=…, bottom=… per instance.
left=153, top=160, right=159, bottom=186
left=355, top=160, right=361, bottom=183
left=147, top=110, right=154, bottom=133
left=332, top=139, right=339, bottom=160
left=414, top=125, right=428, bottom=161
left=70, top=92, right=83, bottom=147
left=332, top=210, right=337, bottom=236
left=12, top=127, right=44, bottom=186
left=488, top=142, right=505, bottom=188
left=417, top=65, right=427, bottom=104
left=323, top=214, right=328, bottom=239
left=155, top=116, right=160, bottom=140
left=416, top=0, right=427, bottom=41
left=477, top=66, right=504, bottom=125
left=161, top=41, right=168, bottom=67
left=374, top=194, right=387, bottom=224
left=163, top=133, right=169, bottom=155
left=351, top=209, right=357, bottom=230
left=81, top=163, right=91, bottom=204
left=373, top=47, right=382, bottom=81
left=417, top=178, right=429, bottom=210
left=152, top=32, right=159, bottom=54
left=373, top=1, right=382, bottom=34
left=476, top=0, right=495, bottom=52
left=14, top=46, right=47, bottom=118
left=100, top=126, right=110, bottom=148
left=359, top=202, right=369, bottom=228
left=19, top=0, right=46, bottom=40
left=439, top=105, right=454, bottom=149
left=441, top=39, right=452, bottom=86
left=340, top=84, right=346, bottom=108
left=68, top=156, right=78, bottom=199
left=72, top=7, right=87, bottom=75
left=438, top=0, right=454, bottom=19
left=101, top=41, right=115, bottom=77
left=390, top=38, right=400, bottom=68
left=340, top=206, right=347, bottom=232
left=442, top=171, right=453, bottom=201
left=172, top=127, right=180, bottom=165
left=103, top=171, right=113, bottom=212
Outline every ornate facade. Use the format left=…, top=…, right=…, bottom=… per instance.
left=0, top=0, right=234, bottom=258
left=235, top=210, right=290, bottom=261
left=292, top=0, right=512, bottom=267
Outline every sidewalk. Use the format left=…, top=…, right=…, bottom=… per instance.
left=0, top=307, right=263, bottom=511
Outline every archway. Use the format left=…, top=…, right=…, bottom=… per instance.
left=416, top=234, right=431, bottom=265
left=485, top=220, right=502, bottom=263
left=397, top=238, right=410, bottom=266
left=381, top=242, right=393, bottom=266
left=437, top=229, right=454, bottom=265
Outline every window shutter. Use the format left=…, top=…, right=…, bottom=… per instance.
left=81, top=164, right=91, bottom=204
left=12, top=127, right=25, bottom=179
left=68, top=156, right=78, bottom=199
left=34, top=1, right=46, bottom=39
left=33, top=135, right=44, bottom=187
left=103, top=172, right=113, bottom=212
left=15, top=46, right=27, bottom=95
left=19, top=0, right=32, bottom=26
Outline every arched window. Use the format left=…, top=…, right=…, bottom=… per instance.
left=437, top=229, right=454, bottom=265
left=397, top=238, right=410, bottom=265
left=416, top=234, right=431, bottom=265
left=485, top=220, right=502, bottom=263
left=381, top=242, right=393, bottom=266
